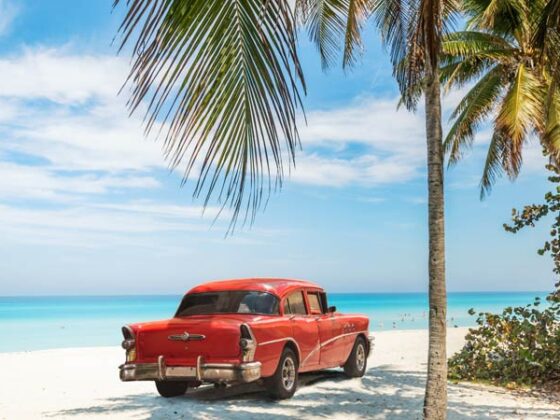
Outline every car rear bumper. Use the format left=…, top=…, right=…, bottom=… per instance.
left=119, top=355, right=261, bottom=384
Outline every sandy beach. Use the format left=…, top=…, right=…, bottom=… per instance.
left=0, top=328, right=558, bottom=420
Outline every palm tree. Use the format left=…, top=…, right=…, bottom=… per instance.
left=367, top=1, right=461, bottom=418
left=115, top=1, right=457, bottom=417
left=441, top=0, right=560, bottom=195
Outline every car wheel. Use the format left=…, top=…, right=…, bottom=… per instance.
left=343, top=336, right=367, bottom=378
left=155, top=380, right=188, bottom=397
left=265, top=347, right=298, bottom=399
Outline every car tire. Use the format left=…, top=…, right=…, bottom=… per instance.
left=265, top=347, right=299, bottom=399
left=343, top=336, right=367, bottom=378
left=155, top=380, right=188, bottom=398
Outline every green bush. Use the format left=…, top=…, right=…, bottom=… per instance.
left=448, top=293, right=560, bottom=386
left=448, top=162, right=560, bottom=387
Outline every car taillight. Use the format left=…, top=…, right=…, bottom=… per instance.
left=121, top=325, right=136, bottom=363
left=240, top=324, right=256, bottom=362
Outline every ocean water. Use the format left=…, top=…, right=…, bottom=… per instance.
left=0, top=292, right=548, bottom=352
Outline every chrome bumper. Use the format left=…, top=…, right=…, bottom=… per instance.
left=119, top=355, right=261, bottom=384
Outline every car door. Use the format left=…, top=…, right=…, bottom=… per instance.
left=307, top=290, right=345, bottom=367
left=283, top=290, right=320, bottom=369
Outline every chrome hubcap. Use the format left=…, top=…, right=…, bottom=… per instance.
left=356, top=343, right=366, bottom=371
left=281, top=357, right=296, bottom=390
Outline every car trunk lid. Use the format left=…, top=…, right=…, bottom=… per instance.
left=133, top=315, right=259, bottom=365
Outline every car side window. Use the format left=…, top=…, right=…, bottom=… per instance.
left=284, top=291, right=307, bottom=315
left=307, top=292, right=323, bottom=314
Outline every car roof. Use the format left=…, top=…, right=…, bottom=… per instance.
left=187, top=278, right=323, bottom=297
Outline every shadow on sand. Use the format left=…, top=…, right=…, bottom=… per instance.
left=45, top=367, right=560, bottom=419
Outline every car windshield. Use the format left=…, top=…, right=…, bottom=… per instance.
left=175, top=291, right=279, bottom=316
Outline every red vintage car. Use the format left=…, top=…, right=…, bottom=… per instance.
left=119, top=278, right=373, bottom=399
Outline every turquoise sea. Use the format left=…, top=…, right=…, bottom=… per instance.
left=0, top=292, right=548, bottom=352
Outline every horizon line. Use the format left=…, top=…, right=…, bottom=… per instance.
left=0, top=290, right=551, bottom=298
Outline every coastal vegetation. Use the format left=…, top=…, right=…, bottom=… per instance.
left=449, top=161, right=560, bottom=388
left=442, top=0, right=560, bottom=391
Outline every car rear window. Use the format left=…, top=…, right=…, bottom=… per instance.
left=175, top=291, right=279, bottom=316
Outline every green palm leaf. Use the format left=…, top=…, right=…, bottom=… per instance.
left=115, top=0, right=305, bottom=228
left=543, top=90, right=560, bottom=157
left=297, top=0, right=372, bottom=69
left=465, top=0, right=527, bottom=34
left=442, top=31, right=514, bottom=61
left=444, top=64, right=504, bottom=165
left=480, top=129, right=507, bottom=198
left=343, top=0, right=372, bottom=68
left=440, top=55, right=493, bottom=90
left=372, top=0, right=422, bottom=109
left=495, top=63, right=544, bottom=156
left=298, top=0, right=347, bottom=69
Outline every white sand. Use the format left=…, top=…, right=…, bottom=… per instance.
left=0, top=328, right=558, bottom=419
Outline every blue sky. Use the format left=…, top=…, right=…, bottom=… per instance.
left=0, top=0, right=555, bottom=295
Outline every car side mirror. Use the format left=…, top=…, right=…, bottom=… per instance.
left=328, top=306, right=336, bottom=313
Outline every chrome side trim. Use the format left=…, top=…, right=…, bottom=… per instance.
left=258, top=337, right=301, bottom=361
left=301, top=330, right=369, bottom=367
left=259, top=337, right=296, bottom=346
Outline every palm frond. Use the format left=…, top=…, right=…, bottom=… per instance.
left=543, top=89, right=560, bottom=158
left=444, top=64, right=504, bottom=165
left=298, top=0, right=347, bottom=69
left=442, top=31, right=514, bottom=60
left=465, top=0, right=526, bottom=35
left=297, top=0, right=372, bottom=70
left=440, top=55, right=493, bottom=91
left=343, top=0, right=372, bottom=68
left=372, top=0, right=421, bottom=108
left=480, top=129, right=506, bottom=198
left=371, top=0, right=413, bottom=70
left=373, top=0, right=460, bottom=109
left=115, top=0, right=305, bottom=229
left=495, top=63, right=544, bottom=158
left=534, top=0, right=560, bottom=51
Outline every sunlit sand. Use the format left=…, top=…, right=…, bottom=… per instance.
left=0, top=328, right=558, bottom=419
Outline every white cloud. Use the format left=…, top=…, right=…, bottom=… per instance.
left=292, top=152, right=420, bottom=187
left=0, top=162, right=159, bottom=200
left=0, top=0, right=18, bottom=36
left=0, top=47, right=204, bottom=247
left=0, top=47, right=433, bottom=200
left=0, top=50, right=163, bottom=173
left=289, top=97, right=427, bottom=187
left=5, top=101, right=165, bottom=172
left=2, top=45, right=544, bottom=249
left=301, top=97, right=425, bottom=153
left=94, top=201, right=229, bottom=220
left=0, top=47, right=127, bottom=103
left=519, top=138, right=548, bottom=173
left=0, top=199, right=232, bottom=250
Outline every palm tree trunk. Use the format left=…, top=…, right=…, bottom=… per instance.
left=422, top=65, right=448, bottom=419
